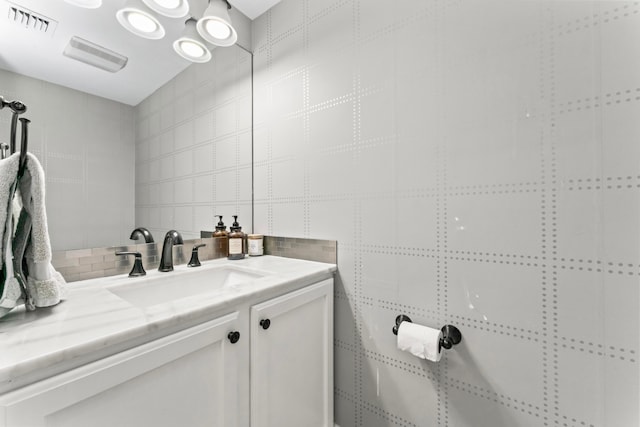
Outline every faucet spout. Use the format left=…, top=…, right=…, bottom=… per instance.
left=130, top=227, right=154, bottom=243
left=158, top=230, right=183, bottom=272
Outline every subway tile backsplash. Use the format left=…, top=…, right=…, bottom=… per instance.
left=52, top=237, right=226, bottom=283
left=264, top=236, right=337, bottom=264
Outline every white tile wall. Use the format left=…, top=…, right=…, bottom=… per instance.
left=134, top=46, right=252, bottom=240
left=252, top=0, right=640, bottom=426
left=0, top=69, right=135, bottom=251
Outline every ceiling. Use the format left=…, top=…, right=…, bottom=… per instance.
left=0, top=0, right=277, bottom=106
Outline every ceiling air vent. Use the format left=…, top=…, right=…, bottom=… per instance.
left=63, top=36, right=128, bottom=73
left=6, top=2, right=57, bottom=36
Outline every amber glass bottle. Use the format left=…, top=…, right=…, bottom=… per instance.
left=213, top=215, right=228, bottom=257
left=228, top=215, right=246, bottom=260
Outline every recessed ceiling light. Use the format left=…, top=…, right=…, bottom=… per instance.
left=116, top=2, right=166, bottom=40
left=205, top=19, right=230, bottom=40
left=142, top=0, right=189, bottom=18
left=127, top=11, right=158, bottom=33
left=173, top=18, right=212, bottom=63
left=196, top=0, right=237, bottom=47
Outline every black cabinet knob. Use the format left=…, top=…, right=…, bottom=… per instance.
left=228, top=331, right=240, bottom=344
left=260, top=319, right=271, bottom=330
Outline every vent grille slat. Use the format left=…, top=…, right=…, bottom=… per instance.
left=6, top=3, right=57, bottom=36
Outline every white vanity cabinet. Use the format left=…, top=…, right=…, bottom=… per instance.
left=0, top=276, right=334, bottom=427
left=250, top=278, right=333, bottom=427
left=0, top=312, right=245, bottom=427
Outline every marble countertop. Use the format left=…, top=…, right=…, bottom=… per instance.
left=0, top=255, right=336, bottom=394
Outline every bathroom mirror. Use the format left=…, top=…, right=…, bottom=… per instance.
left=0, top=5, right=253, bottom=251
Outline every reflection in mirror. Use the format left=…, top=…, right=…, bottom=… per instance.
left=134, top=44, right=253, bottom=246
left=0, top=44, right=252, bottom=251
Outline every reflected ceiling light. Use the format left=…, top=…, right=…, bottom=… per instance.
left=196, top=0, right=237, bottom=47
left=116, top=0, right=166, bottom=40
left=173, top=18, right=212, bottom=63
left=64, top=0, right=102, bottom=8
left=142, top=0, right=189, bottom=18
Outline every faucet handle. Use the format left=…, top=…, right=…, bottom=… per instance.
left=116, top=251, right=146, bottom=277
left=188, top=244, right=206, bottom=267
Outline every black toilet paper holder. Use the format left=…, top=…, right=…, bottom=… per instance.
left=392, top=315, right=462, bottom=351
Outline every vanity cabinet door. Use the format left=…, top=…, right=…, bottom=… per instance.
left=250, top=279, right=333, bottom=427
left=0, top=312, right=244, bottom=427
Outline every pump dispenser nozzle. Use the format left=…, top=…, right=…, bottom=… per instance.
left=215, top=215, right=226, bottom=231
left=230, top=215, right=241, bottom=231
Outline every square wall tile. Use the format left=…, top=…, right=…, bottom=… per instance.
left=308, top=151, right=356, bottom=197
left=600, top=8, right=640, bottom=94
left=271, top=73, right=304, bottom=116
left=602, top=102, right=640, bottom=178
left=553, top=16, right=599, bottom=104
left=446, top=327, right=544, bottom=409
left=272, top=158, right=305, bottom=199
left=308, top=101, right=354, bottom=152
left=445, top=118, right=541, bottom=188
left=554, top=109, right=601, bottom=181
left=308, top=51, right=354, bottom=106
left=447, top=259, right=543, bottom=333
left=447, top=386, right=542, bottom=427
left=557, top=269, right=639, bottom=354
left=602, top=187, right=640, bottom=267
left=215, top=170, right=237, bottom=203
left=307, top=4, right=354, bottom=68
left=215, top=104, right=236, bottom=137
left=360, top=355, right=439, bottom=427
left=360, top=196, right=398, bottom=247
left=271, top=202, right=305, bottom=237
left=558, top=347, right=604, bottom=426
left=270, top=31, right=305, bottom=80
left=309, top=199, right=356, bottom=242
left=359, top=89, right=395, bottom=142
left=396, top=196, right=438, bottom=250
left=356, top=142, right=396, bottom=195
left=174, top=121, right=194, bottom=151
left=271, top=117, right=306, bottom=160
left=216, top=135, right=238, bottom=170
left=194, top=144, right=214, bottom=174
left=361, top=251, right=438, bottom=314
left=447, top=192, right=542, bottom=256
left=556, top=188, right=601, bottom=262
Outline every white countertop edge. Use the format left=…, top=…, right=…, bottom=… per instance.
left=0, top=256, right=336, bottom=394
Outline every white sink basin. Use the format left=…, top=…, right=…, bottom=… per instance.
left=107, top=265, right=266, bottom=308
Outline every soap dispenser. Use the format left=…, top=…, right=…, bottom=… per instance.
left=228, top=215, right=246, bottom=260
left=213, top=215, right=229, bottom=256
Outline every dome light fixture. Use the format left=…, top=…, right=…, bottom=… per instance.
left=173, top=18, right=212, bottom=63
left=64, top=0, right=102, bottom=8
left=116, top=0, right=166, bottom=40
left=196, top=0, right=237, bottom=47
left=142, top=0, right=190, bottom=18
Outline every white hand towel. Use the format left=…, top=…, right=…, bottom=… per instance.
left=0, top=155, right=23, bottom=314
left=15, top=153, right=65, bottom=307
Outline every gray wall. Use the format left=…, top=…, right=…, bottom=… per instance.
left=0, top=69, right=135, bottom=251
left=252, top=1, right=639, bottom=426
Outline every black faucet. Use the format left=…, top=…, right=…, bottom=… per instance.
left=158, top=230, right=183, bottom=272
left=130, top=227, right=154, bottom=243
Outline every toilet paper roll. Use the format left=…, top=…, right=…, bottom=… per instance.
left=396, top=321, right=443, bottom=362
